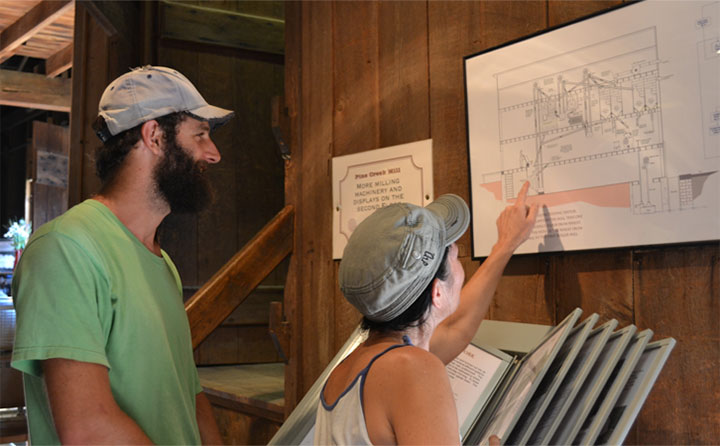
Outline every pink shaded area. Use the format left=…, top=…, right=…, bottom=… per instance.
left=480, top=181, right=632, bottom=208
left=480, top=181, right=503, bottom=201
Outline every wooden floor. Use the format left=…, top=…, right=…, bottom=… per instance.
left=198, top=363, right=284, bottom=407
left=198, top=363, right=285, bottom=444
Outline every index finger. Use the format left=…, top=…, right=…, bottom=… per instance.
left=515, top=181, right=531, bottom=207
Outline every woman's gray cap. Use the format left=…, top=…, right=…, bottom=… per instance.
left=96, top=65, right=234, bottom=142
left=339, top=194, right=470, bottom=322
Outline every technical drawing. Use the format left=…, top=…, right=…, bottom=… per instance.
left=466, top=1, right=720, bottom=256
left=478, top=26, right=717, bottom=215
left=697, top=1, right=720, bottom=159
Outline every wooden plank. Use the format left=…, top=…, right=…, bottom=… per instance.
left=0, top=0, right=73, bottom=63
left=0, top=69, right=70, bottom=112
left=548, top=0, right=622, bottom=27
left=157, top=37, right=284, bottom=66
left=231, top=56, right=286, bottom=249
left=205, top=389, right=284, bottom=423
left=330, top=0, right=382, bottom=352
left=79, top=14, right=109, bottom=201
left=160, top=0, right=284, bottom=55
left=185, top=205, right=294, bottom=349
left=188, top=1, right=285, bottom=19
left=282, top=0, right=303, bottom=414
left=193, top=325, right=280, bottom=365
left=68, top=3, right=89, bottom=208
left=377, top=1, right=430, bottom=147
left=198, top=363, right=284, bottom=407
left=490, top=254, right=553, bottom=325
left=45, top=42, right=73, bottom=78
left=84, top=0, right=140, bottom=43
left=294, top=0, right=335, bottom=402
left=222, top=290, right=283, bottom=326
left=209, top=402, right=281, bottom=445
left=553, top=250, right=633, bottom=326
left=332, top=1, right=379, bottom=156
left=633, top=244, right=720, bottom=445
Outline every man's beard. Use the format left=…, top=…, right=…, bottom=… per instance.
left=153, top=137, right=214, bottom=214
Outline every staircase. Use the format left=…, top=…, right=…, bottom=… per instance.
left=185, top=205, right=294, bottom=444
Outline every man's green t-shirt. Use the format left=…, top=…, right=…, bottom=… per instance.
left=11, top=199, right=202, bottom=445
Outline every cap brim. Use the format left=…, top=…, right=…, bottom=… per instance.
left=188, top=104, right=235, bottom=130
left=425, top=194, right=470, bottom=245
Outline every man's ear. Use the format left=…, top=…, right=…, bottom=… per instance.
left=140, top=120, right=164, bottom=156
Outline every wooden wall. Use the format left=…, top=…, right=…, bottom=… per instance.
left=283, top=1, right=720, bottom=443
left=155, top=1, right=287, bottom=365
left=69, top=2, right=141, bottom=207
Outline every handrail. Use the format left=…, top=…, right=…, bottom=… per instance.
left=185, top=205, right=294, bottom=349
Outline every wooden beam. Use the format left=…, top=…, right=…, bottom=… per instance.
left=160, top=0, right=284, bottom=55
left=45, top=43, right=73, bottom=78
left=0, top=0, right=74, bottom=63
left=0, top=69, right=71, bottom=112
left=204, top=389, right=284, bottom=424
left=185, top=205, right=294, bottom=349
left=83, top=0, right=140, bottom=43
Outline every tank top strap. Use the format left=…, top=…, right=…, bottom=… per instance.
left=320, top=336, right=414, bottom=410
left=362, top=335, right=414, bottom=373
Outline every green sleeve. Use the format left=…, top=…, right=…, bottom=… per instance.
left=11, top=232, right=111, bottom=377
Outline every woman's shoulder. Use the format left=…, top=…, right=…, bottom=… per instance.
left=372, top=344, right=447, bottom=379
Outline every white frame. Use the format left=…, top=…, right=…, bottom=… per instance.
left=550, top=324, right=637, bottom=445
left=470, top=308, right=583, bottom=445
left=528, top=319, right=619, bottom=445
left=465, top=0, right=720, bottom=257
left=599, top=337, right=676, bottom=445
left=454, top=343, right=515, bottom=441
left=331, top=139, right=433, bottom=259
left=573, top=329, right=654, bottom=445
left=508, top=314, right=599, bottom=445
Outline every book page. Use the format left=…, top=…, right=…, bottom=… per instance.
left=478, top=324, right=567, bottom=444
left=447, top=344, right=511, bottom=436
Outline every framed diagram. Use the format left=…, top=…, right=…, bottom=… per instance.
left=465, top=0, right=720, bottom=257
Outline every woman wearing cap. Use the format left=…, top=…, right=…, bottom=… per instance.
left=315, top=182, right=537, bottom=445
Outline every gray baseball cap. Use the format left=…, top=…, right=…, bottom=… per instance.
left=339, top=194, right=470, bottom=322
left=96, top=65, right=234, bottom=142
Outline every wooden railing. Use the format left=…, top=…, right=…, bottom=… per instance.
left=185, top=205, right=294, bottom=349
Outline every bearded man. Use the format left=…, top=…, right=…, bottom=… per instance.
left=11, top=66, right=232, bottom=444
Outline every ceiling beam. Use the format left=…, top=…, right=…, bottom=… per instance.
left=0, top=0, right=74, bottom=63
left=0, top=69, right=71, bottom=112
left=160, top=1, right=284, bottom=55
left=46, top=43, right=73, bottom=78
